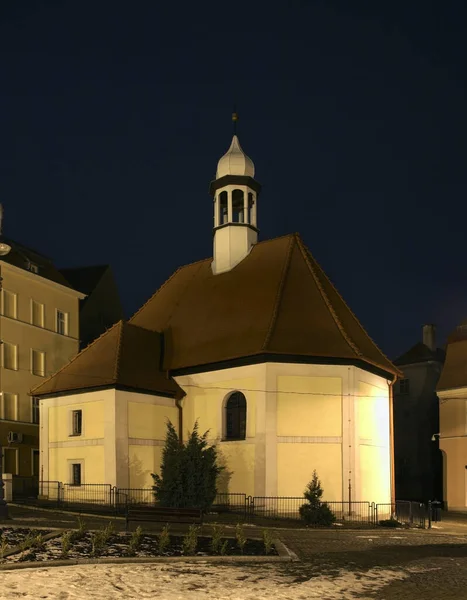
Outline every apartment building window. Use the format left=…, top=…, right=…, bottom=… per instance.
left=32, top=449, right=40, bottom=476
left=31, top=349, right=46, bottom=377
left=32, top=397, right=40, bottom=424
left=399, top=378, right=410, bottom=395
left=71, top=410, right=82, bottom=436
left=2, top=448, right=18, bottom=475
left=56, top=310, right=68, bottom=335
left=71, top=463, right=82, bottom=486
left=2, top=342, right=18, bottom=371
left=1, top=290, right=17, bottom=319
left=28, top=262, right=39, bottom=274
left=1, top=393, right=18, bottom=421
left=31, top=300, right=45, bottom=327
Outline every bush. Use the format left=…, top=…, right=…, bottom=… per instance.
left=157, top=524, right=171, bottom=555
left=182, top=525, right=200, bottom=556
left=379, top=518, right=403, bottom=528
left=299, top=470, right=336, bottom=527
left=151, top=420, right=222, bottom=512
left=235, top=523, right=247, bottom=554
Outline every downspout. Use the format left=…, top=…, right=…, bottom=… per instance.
left=388, top=375, right=397, bottom=505
left=175, top=396, right=183, bottom=446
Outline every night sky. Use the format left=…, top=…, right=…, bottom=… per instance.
left=1, top=1, right=466, bottom=361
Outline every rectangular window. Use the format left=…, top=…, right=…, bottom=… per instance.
left=2, top=342, right=18, bottom=370
left=72, top=410, right=82, bottom=436
left=28, top=262, right=39, bottom=274
left=71, top=463, right=81, bottom=486
left=399, top=378, right=410, bottom=395
left=3, top=448, right=18, bottom=475
left=32, top=397, right=40, bottom=424
left=2, top=393, right=18, bottom=421
left=1, top=290, right=17, bottom=319
left=32, top=449, right=40, bottom=476
left=31, top=349, right=46, bottom=377
left=56, top=310, right=68, bottom=335
left=31, top=300, right=45, bottom=327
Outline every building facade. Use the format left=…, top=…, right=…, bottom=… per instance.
left=34, top=133, right=400, bottom=508
left=436, top=324, right=467, bottom=511
left=0, top=238, right=83, bottom=489
left=60, top=265, right=124, bottom=351
left=393, top=324, right=444, bottom=502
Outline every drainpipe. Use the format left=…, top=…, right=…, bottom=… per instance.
left=175, top=397, right=183, bottom=446
left=388, top=375, right=397, bottom=505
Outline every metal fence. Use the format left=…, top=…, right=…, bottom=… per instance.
left=30, top=481, right=435, bottom=528
left=12, top=476, right=39, bottom=498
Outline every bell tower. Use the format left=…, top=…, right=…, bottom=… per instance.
left=210, top=115, right=261, bottom=275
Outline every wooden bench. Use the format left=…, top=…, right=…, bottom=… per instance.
left=125, top=506, right=203, bottom=531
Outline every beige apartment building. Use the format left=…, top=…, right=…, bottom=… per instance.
left=0, top=237, right=84, bottom=492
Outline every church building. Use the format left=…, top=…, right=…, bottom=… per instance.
left=33, top=132, right=400, bottom=506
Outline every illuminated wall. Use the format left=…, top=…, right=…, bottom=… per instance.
left=438, top=391, right=467, bottom=510
left=356, top=375, right=391, bottom=505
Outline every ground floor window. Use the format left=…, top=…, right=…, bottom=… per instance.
left=71, top=463, right=82, bottom=486
left=2, top=447, right=18, bottom=475
left=32, top=449, right=40, bottom=476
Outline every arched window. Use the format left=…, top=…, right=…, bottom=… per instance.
left=247, top=193, right=254, bottom=225
left=219, top=191, right=228, bottom=224
left=224, top=391, right=247, bottom=440
left=232, top=189, right=244, bottom=223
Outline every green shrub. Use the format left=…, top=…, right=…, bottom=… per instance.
left=235, top=523, right=247, bottom=554
left=127, top=525, right=143, bottom=556
left=299, top=470, right=336, bottom=526
left=61, top=531, right=72, bottom=558
left=182, top=525, right=200, bottom=556
left=157, top=524, right=170, bottom=555
left=151, top=420, right=222, bottom=512
left=379, top=518, right=402, bottom=528
left=210, top=525, right=224, bottom=554
left=220, top=540, right=228, bottom=556
left=262, top=529, right=274, bottom=554
left=0, top=535, right=9, bottom=559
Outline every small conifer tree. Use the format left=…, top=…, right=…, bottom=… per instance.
left=299, top=470, right=336, bottom=526
left=151, top=420, right=222, bottom=511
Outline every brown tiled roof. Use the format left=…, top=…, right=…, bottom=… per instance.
left=437, top=327, right=467, bottom=391
left=31, top=321, right=184, bottom=399
left=130, top=233, right=400, bottom=377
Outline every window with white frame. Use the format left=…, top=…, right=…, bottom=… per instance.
left=2, top=342, right=18, bottom=370
left=71, top=409, right=82, bottom=436
left=2, top=448, right=18, bottom=475
left=1, top=290, right=17, bottom=319
left=32, top=397, right=40, bottom=424
left=31, top=349, right=46, bottom=377
left=31, top=300, right=45, bottom=327
left=1, top=392, right=18, bottom=421
left=56, top=310, right=68, bottom=335
left=28, top=262, right=39, bottom=274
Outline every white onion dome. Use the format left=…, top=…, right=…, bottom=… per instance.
left=216, top=135, right=255, bottom=179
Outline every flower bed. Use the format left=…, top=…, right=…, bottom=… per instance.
left=0, top=522, right=278, bottom=563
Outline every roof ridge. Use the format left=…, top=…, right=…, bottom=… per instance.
left=31, top=320, right=124, bottom=395
left=295, top=235, right=362, bottom=358
left=113, top=321, right=125, bottom=381
left=129, top=266, right=186, bottom=322
left=261, top=234, right=296, bottom=350
left=296, top=235, right=400, bottom=377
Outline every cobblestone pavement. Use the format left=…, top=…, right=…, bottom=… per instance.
left=2, top=505, right=467, bottom=599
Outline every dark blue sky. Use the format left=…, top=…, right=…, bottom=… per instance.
left=1, top=1, right=466, bottom=360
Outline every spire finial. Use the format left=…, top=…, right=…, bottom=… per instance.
left=232, top=105, right=239, bottom=135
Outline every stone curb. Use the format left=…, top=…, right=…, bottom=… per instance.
left=0, top=536, right=297, bottom=571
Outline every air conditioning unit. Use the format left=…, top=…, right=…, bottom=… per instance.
left=7, top=432, right=23, bottom=444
